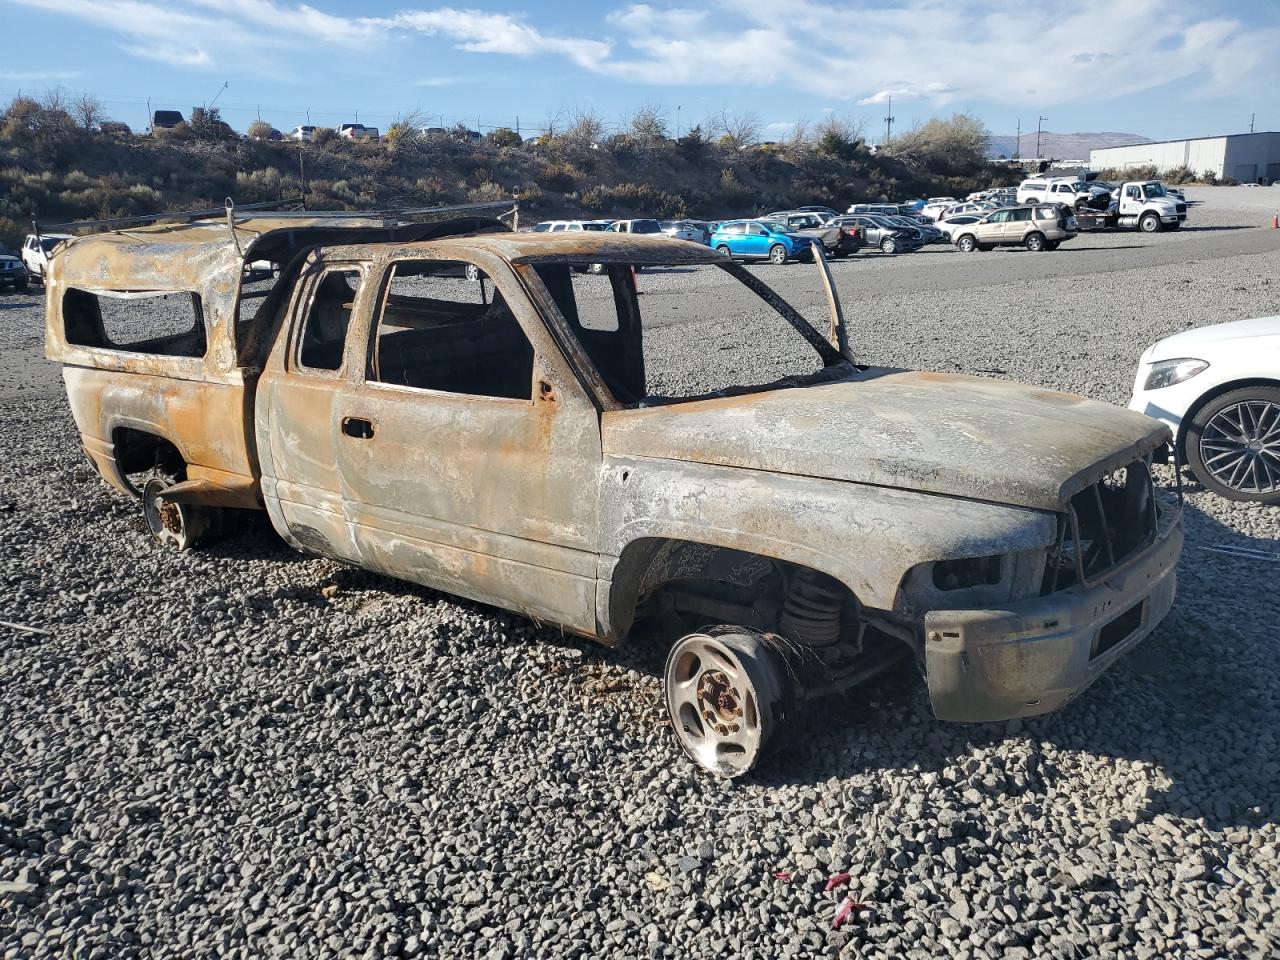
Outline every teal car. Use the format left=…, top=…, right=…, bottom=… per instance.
left=709, top=219, right=819, bottom=264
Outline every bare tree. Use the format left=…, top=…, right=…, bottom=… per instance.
left=710, top=109, right=760, bottom=151
left=788, top=116, right=810, bottom=146
left=384, top=109, right=426, bottom=152
left=566, top=106, right=605, bottom=145
left=542, top=105, right=567, bottom=139
left=38, top=85, right=70, bottom=114
left=71, top=92, right=104, bottom=131
left=629, top=102, right=668, bottom=142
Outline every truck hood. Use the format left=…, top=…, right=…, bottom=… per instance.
left=602, top=369, right=1168, bottom=511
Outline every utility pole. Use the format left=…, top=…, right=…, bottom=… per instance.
left=209, top=81, right=228, bottom=109
left=884, top=95, right=894, bottom=145
left=147, top=97, right=151, bottom=133
left=298, top=146, right=307, bottom=210
left=1036, top=115, right=1047, bottom=159
left=1250, top=112, right=1255, bottom=133
left=677, top=104, right=682, bottom=138
left=1015, top=118, right=1021, bottom=158
left=306, top=107, right=310, bottom=125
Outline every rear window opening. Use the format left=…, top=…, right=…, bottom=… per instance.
left=63, top=288, right=206, bottom=357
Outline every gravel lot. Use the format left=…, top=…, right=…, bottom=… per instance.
left=2, top=185, right=1279, bottom=959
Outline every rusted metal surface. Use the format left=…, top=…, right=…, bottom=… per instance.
left=47, top=222, right=1184, bottom=720
left=600, top=369, right=1169, bottom=512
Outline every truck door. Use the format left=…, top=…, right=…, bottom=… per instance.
left=333, top=254, right=602, bottom=634
left=1120, top=183, right=1141, bottom=216
left=257, top=257, right=373, bottom=564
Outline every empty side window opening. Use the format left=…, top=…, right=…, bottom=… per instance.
left=368, top=260, right=534, bottom=401
left=298, top=267, right=363, bottom=371
left=63, top=289, right=207, bottom=357
left=533, top=262, right=829, bottom=405
left=235, top=260, right=289, bottom=364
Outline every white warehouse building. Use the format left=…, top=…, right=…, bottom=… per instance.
left=1089, top=132, right=1280, bottom=184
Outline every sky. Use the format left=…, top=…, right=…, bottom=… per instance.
left=2, top=0, right=1278, bottom=142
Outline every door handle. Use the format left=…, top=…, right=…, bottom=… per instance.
left=341, top=416, right=375, bottom=440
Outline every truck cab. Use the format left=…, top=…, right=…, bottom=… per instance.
left=1116, top=181, right=1187, bottom=232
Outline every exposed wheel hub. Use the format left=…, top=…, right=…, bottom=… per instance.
left=157, top=500, right=184, bottom=535
left=696, top=669, right=742, bottom=735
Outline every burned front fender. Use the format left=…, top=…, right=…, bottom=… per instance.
left=595, top=455, right=1057, bottom=639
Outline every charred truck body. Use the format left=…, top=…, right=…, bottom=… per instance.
left=45, top=205, right=1182, bottom=776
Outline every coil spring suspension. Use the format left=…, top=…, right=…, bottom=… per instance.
left=779, top=568, right=847, bottom=662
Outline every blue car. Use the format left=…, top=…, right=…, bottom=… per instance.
left=708, top=219, right=819, bottom=264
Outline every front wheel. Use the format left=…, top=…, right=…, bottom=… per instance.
left=1185, top=386, right=1280, bottom=504
left=956, top=235, right=976, bottom=253
left=664, top=629, right=788, bottom=778
left=768, top=244, right=788, bottom=265
left=1025, top=232, right=1046, bottom=252
left=714, top=244, right=732, bottom=258
left=880, top=237, right=897, bottom=254
left=1139, top=212, right=1162, bottom=233
left=16, top=277, right=28, bottom=292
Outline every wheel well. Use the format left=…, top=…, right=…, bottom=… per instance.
left=1176, top=378, right=1280, bottom=456
left=112, top=428, right=186, bottom=495
left=608, top=537, right=862, bottom=653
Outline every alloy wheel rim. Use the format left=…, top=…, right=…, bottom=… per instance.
left=1200, top=400, right=1280, bottom=494
left=666, top=636, right=762, bottom=776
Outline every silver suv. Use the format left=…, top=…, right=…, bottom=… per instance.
left=952, top=204, right=1078, bottom=253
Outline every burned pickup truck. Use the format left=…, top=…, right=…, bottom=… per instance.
left=45, top=204, right=1182, bottom=776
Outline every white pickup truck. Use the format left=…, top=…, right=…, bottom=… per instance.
left=22, top=233, right=74, bottom=284
left=1075, top=181, right=1189, bottom=233
left=1017, top=178, right=1110, bottom=211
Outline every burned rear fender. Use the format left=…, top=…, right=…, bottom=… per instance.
left=595, top=456, right=1057, bottom=640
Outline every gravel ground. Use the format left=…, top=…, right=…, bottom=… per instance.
left=2, top=186, right=1279, bottom=959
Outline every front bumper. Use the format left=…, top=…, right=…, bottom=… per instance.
left=923, top=512, right=1182, bottom=722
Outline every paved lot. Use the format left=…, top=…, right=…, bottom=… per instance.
left=1, top=185, right=1279, bottom=959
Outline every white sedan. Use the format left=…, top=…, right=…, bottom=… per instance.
left=1129, top=316, right=1280, bottom=504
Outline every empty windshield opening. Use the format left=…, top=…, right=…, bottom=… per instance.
left=532, top=261, right=842, bottom=406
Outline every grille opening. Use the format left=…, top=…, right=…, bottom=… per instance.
left=1093, top=601, right=1146, bottom=659
left=1042, top=461, right=1159, bottom=594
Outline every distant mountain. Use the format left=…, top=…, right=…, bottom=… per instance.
left=986, top=131, right=1151, bottom=161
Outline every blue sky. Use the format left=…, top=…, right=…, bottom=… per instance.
left=2, top=0, right=1278, bottom=142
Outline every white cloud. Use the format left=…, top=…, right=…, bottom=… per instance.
left=387, top=9, right=612, bottom=69
left=0, top=70, right=83, bottom=82
left=123, top=44, right=212, bottom=68
left=588, top=0, right=1279, bottom=105
left=11, top=0, right=1278, bottom=113
left=414, top=77, right=457, bottom=87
